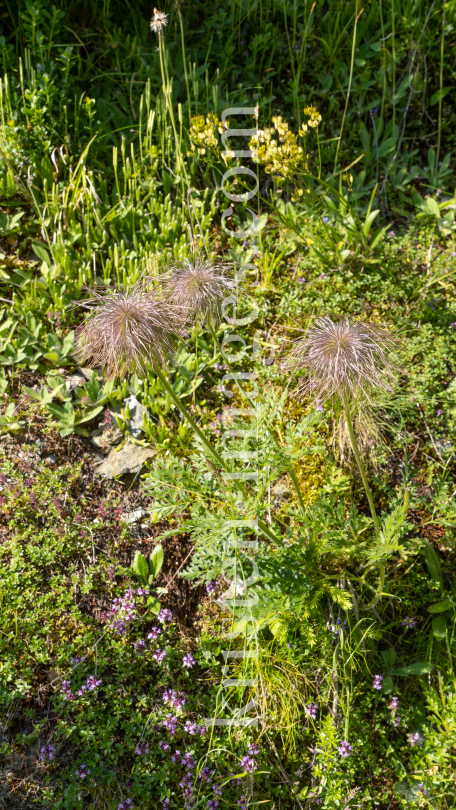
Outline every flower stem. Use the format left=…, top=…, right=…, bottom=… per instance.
left=289, top=466, right=305, bottom=512
left=343, top=398, right=380, bottom=539
left=154, top=366, right=280, bottom=545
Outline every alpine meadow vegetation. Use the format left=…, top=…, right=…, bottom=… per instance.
left=0, top=1, right=456, bottom=809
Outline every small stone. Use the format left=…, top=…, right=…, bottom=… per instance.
left=123, top=508, right=146, bottom=524
left=124, top=395, right=149, bottom=438
left=45, top=455, right=57, bottom=465
left=66, top=372, right=86, bottom=392
left=90, top=425, right=123, bottom=453
left=95, top=442, right=157, bottom=479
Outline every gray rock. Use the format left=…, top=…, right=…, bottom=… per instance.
left=123, top=508, right=146, bottom=524
left=65, top=372, right=86, bottom=392
left=95, top=442, right=157, bottom=478
left=90, top=425, right=123, bottom=453
left=124, top=394, right=149, bottom=438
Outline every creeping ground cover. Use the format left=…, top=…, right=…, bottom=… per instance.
left=0, top=1, right=456, bottom=808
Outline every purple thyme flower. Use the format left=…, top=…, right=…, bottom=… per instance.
left=389, top=697, right=399, bottom=713
left=148, top=626, right=162, bottom=640
left=297, top=277, right=306, bottom=284
left=70, top=656, right=85, bottom=664
left=185, top=721, right=198, bottom=735
left=163, top=800, right=171, bottom=808
left=306, top=703, right=318, bottom=719
left=408, top=732, right=422, bottom=746
left=199, top=766, right=213, bottom=781
left=248, top=743, right=260, bottom=756
left=338, top=740, right=353, bottom=757
left=450, top=322, right=456, bottom=328
left=75, top=764, right=91, bottom=778
left=402, top=616, right=417, bottom=630
left=172, top=750, right=181, bottom=762
left=134, top=639, right=146, bottom=655
left=40, top=744, right=56, bottom=761
left=182, top=653, right=196, bottom=669
left=319, top=273, right=327, bottom=279
left=61, top=680, right=75, bottom=701
left=373, top=675, right=384, bottom=690
left=206, top=580, right=218, bottom=594
left=388, top=230, right=396, bottom=237
left=135, top=743, right=150, bottom=755
left=158, top=609, right=173, bottom=623
left=159, top=741, right=170, bottom=751
left=417, top=783, right=428, bottom=795
left=392, top=715, right=401, bottom=727
left=163, top=714, right=178, bottom=735
left=163, top=689, right=176, bottom=703
left=207, top=801, right=219, bottom=809
left=241, top=755, right=256, bottom=772
left=153, top=648, right=167, bottom=663
left=136, top=587, right=149, bottom=596
left=183, top=753, right=196, bottom=769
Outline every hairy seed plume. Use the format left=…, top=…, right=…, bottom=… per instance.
left=150, top=9, right=168, bottom=34
left=286, top=316, right=401, bottom=404
left=162, top=246, right=237, bottom=326
left=75, top=279, right=179, bottom=379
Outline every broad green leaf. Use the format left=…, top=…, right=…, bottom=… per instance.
left=393, top=662, right=432, bottom=676
left=149, top=544, right=164, bottom=580
left=147, top=596, right=161, bottom=615
left=76, top=405, right=104, bottom=425
left=432, top=615, right=447, bottom=640
left=423, top=541, right=443, bottom=590
left=31, top=241, right=51, bottom=264
left=132, top=551, right=149, bottom=584
left=382, top=675, right=394, bottom=694
left=381, top=647, right=396, bottom=669
left=426, top=197, right=441, bottom=218
left=427, top=601, right=453, bottom=613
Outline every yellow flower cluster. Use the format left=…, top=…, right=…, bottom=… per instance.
left=188, top=114, right=233, bottom=163
left=249, top=115, right=307, bottom=183
left=303, top=105, right=322, bottom=128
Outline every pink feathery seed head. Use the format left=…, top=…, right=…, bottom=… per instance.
left=285, top=316, right=401, bottom=405
left=74, top=278, right=180, bottom=379
left=162, top=245, right=237, bottom=327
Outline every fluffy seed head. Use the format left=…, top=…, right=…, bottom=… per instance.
left=150, top=9, right=168, bottom=34
left=75, top=279, right=178, bottom=379
left=162, top=247, right=237, bottom=326
left=286, top=316, right=400, bottom=404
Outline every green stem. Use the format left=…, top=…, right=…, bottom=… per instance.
left=289, top=466, right=305, bottom=512
left=343, top=398, right=380, bottom=538
left=154, top=366, right=280, bottom=545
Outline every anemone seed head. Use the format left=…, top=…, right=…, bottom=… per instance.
left=163, top=247, right=237, bottom=326
left=150, top=9, right=168, bottom=34
left=286, top=316, right=400, bottom=404
left=75, top=280, right=178, bottom=379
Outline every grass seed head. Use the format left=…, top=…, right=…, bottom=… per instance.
left=75, top=279, right=178, bottom=379
left=286, top=316, right=401, bottom=405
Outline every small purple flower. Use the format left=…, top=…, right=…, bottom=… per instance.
left=199, top=765, right=213, bottom=781
left=248, top=743, right=260, bottom=756
left=40, top=744, right=56, bottom=761
left=70, top=656, right=85, bottom=665
left=390, top=697, right=399, bottom=712
left=402, top=616, right=417, bottom=630
left=136, top=587, right=149, bottom=596
left=61, top=680, right=75, bottom=701
left=135, top=743, right=150, bottom=755
left=450, top=322, right=456, bottom=328
left=388, top=230, right=396, bottom=237
left=408, top=732, right=422, bottom=746
left=206, top=580, right=218, bottom=594
left=163, top=800, right=171, bottom=808
left=315, top=402, right=324, bottom=412
left=306, top=703, right=318, bottom=719
left=199, top=725, right=206, bottom=736
left=182, top=653, right=196, bottom=669
left=75, top=764, right=91, bottom=778
left=159, top=741, right=170, bottom=751
left=241, top=755, right=256, bottom=772
left=217, top=384, right=227, bottom=394
left=134, top=639, right=146, bottom=656
left=373, top=675, right=384, bottom=690
left=297, top=276, right=306, bottom=284
left=153, top=648, right=167, bottom=663
left=392, top=716, right=401, bottom=727
left=185, top=721, right=197, bottom=735
left=148, top=626, right=161, bottom=640
left=183, top=753, right=196, bottom=770
left=322, top=216, right=329, bottom=224
left=86, top=675, right=102, bottom=690
left=158, top=609, right=173, bottom=624
left=436, top=409, right=443, bottom=416
left=338, top=740, right=353, bottom=757
left=319, top=272, right=327, bottom=279
left=163, top=714, right=178, bottom=734
left=417, top=783, right=428, bottom=795
left=207, top=800, right=219, bottom=809
left=172, top=750, right=181, bottom=762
